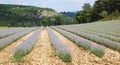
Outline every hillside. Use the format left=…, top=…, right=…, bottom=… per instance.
left=0, top=4, right=76, bottom=27
left=61, top=12, right=76, bottom=18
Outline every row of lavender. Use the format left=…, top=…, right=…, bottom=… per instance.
left=52, top=27, right=105, bottom=58
left=57, top=26, right=120, bottom=52
left=78, top=27, right=120, bottom=37
left=13, top=27, right=42, bottom=62
left=47, top=27, right=71, bottom=62
left=0, top=27, right=37, bottom=51
left=0, top=28, right=35, bottom=39
left=59, top=26, right=120, bottom=43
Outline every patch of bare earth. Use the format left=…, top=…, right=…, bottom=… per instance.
left=22, top=28, right=67, bottom=65
left=102, top=48, right=120, bottom=65
left=52, top=29, right=120, bottom=65
left=0, top=31, right=35, bottom=65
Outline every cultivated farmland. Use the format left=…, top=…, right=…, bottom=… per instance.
left=0, top=20, right=120, bottom=65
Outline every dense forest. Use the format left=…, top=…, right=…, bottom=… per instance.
left=76, top=0, right=120, bottom=23
left=0, top=4, right=77, bottom=27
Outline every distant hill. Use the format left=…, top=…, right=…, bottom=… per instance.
left=61, top=12, right=76, bottom=18
left=0, top=4, right=57, bottom=16
left=0, top=4, right=58, bottom=26
left=0, top=4, right=77, bottom=27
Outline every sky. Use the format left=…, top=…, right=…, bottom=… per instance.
left=0, top=0, right=96, bottom=12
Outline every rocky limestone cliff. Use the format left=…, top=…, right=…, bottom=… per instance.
left=40, top=10, right=58, bottom=17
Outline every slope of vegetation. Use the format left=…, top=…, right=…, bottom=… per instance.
left=0, top=4, right=54, bottom=26
left=0, top=4, right=77, bottom=27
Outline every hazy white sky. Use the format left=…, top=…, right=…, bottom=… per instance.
left=0, top=0, right=96, bottom=12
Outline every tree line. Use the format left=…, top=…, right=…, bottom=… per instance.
left=76, top=0, right=120, bottom=23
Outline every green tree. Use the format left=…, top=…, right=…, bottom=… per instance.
left=76, top=3, right=92, bottom=23
left=94, top=0, right=120, bottom=15
left=82, top=3, right=91, bottom=11
left=112, top=9, right=120, bottom=17
left=76, top=11, right=86, bottom=23
left=41, top=16, right=47, bottom=26
left=99, top=10, right=108, bottom=17
left=55, top=16, right=62, bottom=25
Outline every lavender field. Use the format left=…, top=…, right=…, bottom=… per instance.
left=0, top=20, right=120, bottom=65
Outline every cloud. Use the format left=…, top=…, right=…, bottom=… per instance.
left=69, top=0, right=85, bottom=4
left=0, top=1, right=4, bottom=3
left=14, top=0, right=28, bottom=5
left=48, top=0, right=57, bottom=2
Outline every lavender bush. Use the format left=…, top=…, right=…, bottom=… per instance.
left=52, top=27, right=105, bottom=58
left=47, top=27, right=71, bottom=62
left=13, top=27, right=42, bottom=62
